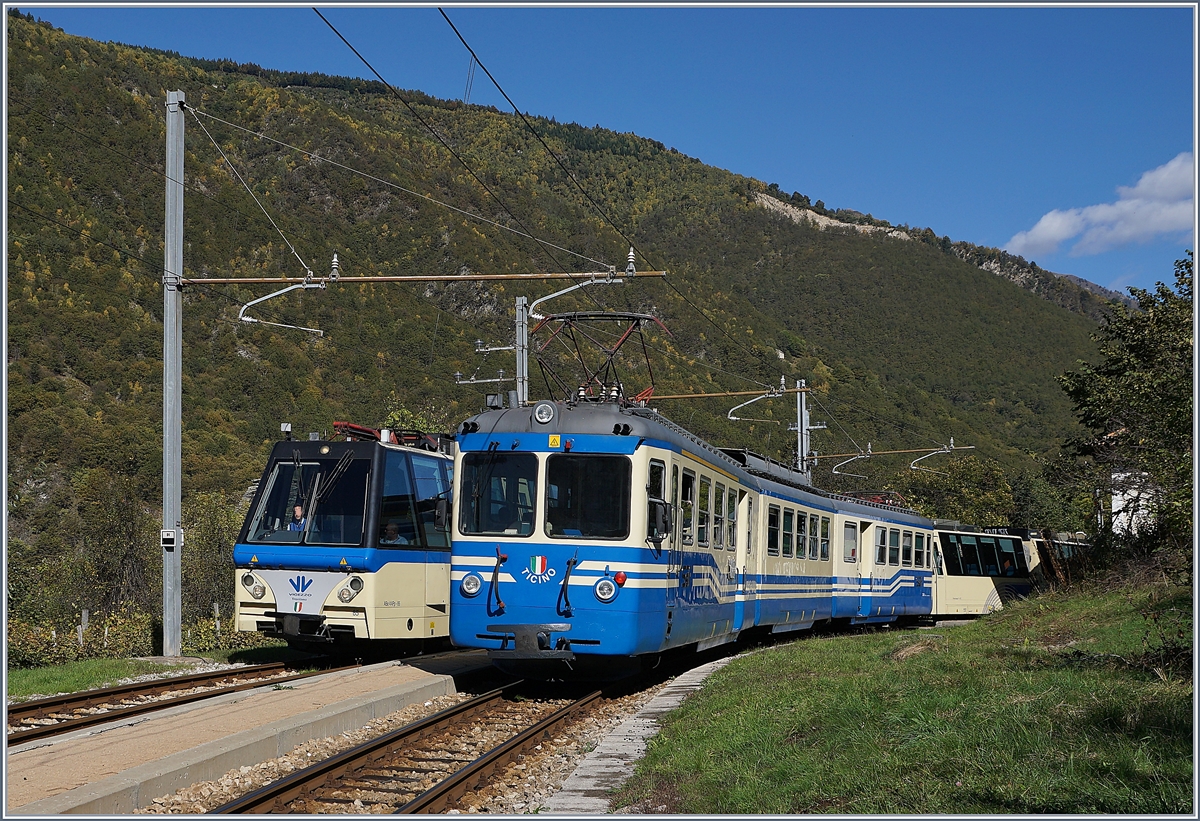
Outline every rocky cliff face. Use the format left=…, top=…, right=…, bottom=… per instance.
left=756, top=192, right=1133, bottom=321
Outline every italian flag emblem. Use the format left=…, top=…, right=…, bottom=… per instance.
left=294, top=602, right=304, bottom=612
left=529, top=555, right=548, bottom=574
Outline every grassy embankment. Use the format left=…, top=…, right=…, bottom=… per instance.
left=5, top=644, right=294, bottom=701
left=612, top=580, right=1193, bottom=814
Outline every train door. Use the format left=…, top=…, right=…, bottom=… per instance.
left=836, top=520, right=860, bottom=619
left=731, top=488, right=755, bottom=631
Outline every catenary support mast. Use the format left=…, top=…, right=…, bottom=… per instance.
left=162, top=91, right=184, bottom=657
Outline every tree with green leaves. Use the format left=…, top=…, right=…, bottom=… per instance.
left=1058, top=251, right=1193, bottom=554
left=883, top=455, right=1016, bottom=527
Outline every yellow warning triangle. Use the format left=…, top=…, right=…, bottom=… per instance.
left=251, top=555, right=259, bottom=563
left=340, top=557, right=348, bottom=565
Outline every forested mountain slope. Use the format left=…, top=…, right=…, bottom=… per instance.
left=7, top=14, right=1104, bottom=596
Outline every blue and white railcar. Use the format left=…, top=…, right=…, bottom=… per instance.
left=234, top=424, right=454, bottom=650
left=447, top=399, right=936, bottom=677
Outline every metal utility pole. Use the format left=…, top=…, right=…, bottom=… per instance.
left=162, top=91, right=184, bottom=658
left=515, top=296, right=529, bottom=407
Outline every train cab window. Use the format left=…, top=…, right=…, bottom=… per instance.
left=411, top=453, right=452, bottom=549
left=809, top=514, right=820, bottom=560
left=914, top=533, right=925, bottom=568
left=875, top=527, right=888, bottom=565
left=782, top=509, right=794, bottom=557
left=460, top=452, right=537, bottom=537
left=545, top=454, right=631, bottom=539
left=681, top=470, right=695, bottom=545
left=379, top=451, right=421, bottom=546
left=843, top=522, right=858, bottom=563
left=247, top=456, right=369, bottom=547
left=671, top=465, right=680, bottom=545
left=714, top=482, right=726, bottom=548
left=888, top=529, right=901, bottom=566
left=820, top=517, right=830, bottom=561
left=727, top=488, right=738, bottom=550
left=767, top=505, right=780, bottom=556
left=901, top=531, right=913, bottom=567
left=648, top=459, right=668, bottom=544
left=698, top=476, right=711, bottom=546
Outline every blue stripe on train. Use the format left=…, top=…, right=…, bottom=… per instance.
left=233, top=543, right=449, bottom=572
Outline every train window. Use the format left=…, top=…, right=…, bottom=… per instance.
left=698, top=476, right=711, bottom=546
left=247, top=456, right=369, bottom=547
left=767, top=505, right=780, bottom=556
left=914, top=533, right=925, bottom=568
left=714, top=482, right=726, bottom=547
left=727, top=488, right=737, bottom=550
left=545, top=455, right=631, bottom=540
left=820, top=517, right=830, bottom=560
left=939, top=533, right=964, bottom=575
left=648, top=460, right=665, bottom=499
left=875, top=527, right=887, bottom=565
left=809, top=514, right=820, bottom=560
left=901, top=531, right=913, bottom=566
left=959, top=535, right=982, bottom=576
left=888, top=529, right=900, bottom=566
left=843, top=522, right=858, bottom=562
left=796, top=513, right=806, bottom=558
left=411, top=453, right=452, bottom=549
left=459, top=452, right=538, bottom=537
left=681, top=470, right=695, bottom=545
left=379, top=451, right=421, bottom=547
left=999, top=537, right=1025, bottom=575
left=782, top=509, right=794, bottom=557
left=978, top=536, right=1001, bottom=576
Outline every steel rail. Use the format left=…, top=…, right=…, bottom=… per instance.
left=211, top=684, right=520, bottom=814
left=397, top=689, right=603, bottom=814
left=7, top=663, right=359, bottom=744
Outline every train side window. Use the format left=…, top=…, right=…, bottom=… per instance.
left=959, top=535, right=981, bottom=576
left=939, top=533, right=964, bottom=575
left=714, top=482, right=726, bottom=548
left=809, top=514, right=820, bottom=560
left=1000, top=537, right=1026, bottom=574
left=979, top=536, right=1001, bottom=576
left=888, top=529, right=900, bottom=565
left=746, top=496, right=754, bottom=556
left=820, top=517, right=830, bottom=561
left=901, top=531, right=913, bottom=566
left=782, top=509, right=794, bottom=557
left=767, top=505, right=780, bottom=556
left=796, top=513, right=807, bottom=559
left=698, top=475, right=711, bottom=546
left=648, top=459, right=668, bottom=545
left=410, top=452, right=452, bottom=549
left=843, top=521, right=858, bottom=562
left=914, top=533, right=925, bottom=568
left=875, top=527, right=888, bottom=565
left=727, top=488, right=738, bottom=550
left=680, top=470, right=695, bottom=545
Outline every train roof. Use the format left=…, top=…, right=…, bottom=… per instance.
left=460, top=400, right=933, bottom=526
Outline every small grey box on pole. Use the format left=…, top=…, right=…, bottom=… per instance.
left=162, top=90, right=184, bottom=657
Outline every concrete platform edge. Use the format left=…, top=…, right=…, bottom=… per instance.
left=10, top=674, right=456, bottom=815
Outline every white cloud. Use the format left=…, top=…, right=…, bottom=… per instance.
left=1006, top=152, right=1195, bottom=258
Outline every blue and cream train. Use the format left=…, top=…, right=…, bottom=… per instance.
left=446, top=399, right=1029, bottom=677
left=233, top=423, right=454, bottom=650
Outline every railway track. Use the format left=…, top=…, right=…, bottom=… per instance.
left=211, top=682, right=603, bottom=814
left=7, top=661, right=357, bottom=744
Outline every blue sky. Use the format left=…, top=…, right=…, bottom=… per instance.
left=22, top=3, right=1197, bottom=295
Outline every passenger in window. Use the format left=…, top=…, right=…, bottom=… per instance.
left=288, top=504, right=307, bottom=531
left=380, top=521, right=409, bottom=544
left=1001, top=557, right=1015, bottom=576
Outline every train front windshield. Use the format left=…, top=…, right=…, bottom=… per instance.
left=246, top=457, right=369, bottom=546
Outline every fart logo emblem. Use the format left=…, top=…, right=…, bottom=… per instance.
left=290, top=575, right=313, bottom=593
left=522, top=556, right=556, bottom=584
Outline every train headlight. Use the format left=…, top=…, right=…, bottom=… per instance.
left=594, top=578, right=619, bottom=602
left=242, top=573, right=267, bottom=599
left=338, top=576, right=364, bottom=603
left=249, top=584, right=266, bottom=600
left=533, top=402, right=556, bottom=425
left=241, top=573, right=256, bottom=589
left=460, top=573, right=483, bottom=597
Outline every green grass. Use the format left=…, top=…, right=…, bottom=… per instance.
left=5, top=642, right=306, bottom=701
left=6, top=658, right=177, bottom=701
left=612, top=581, right=1193, bottom=814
